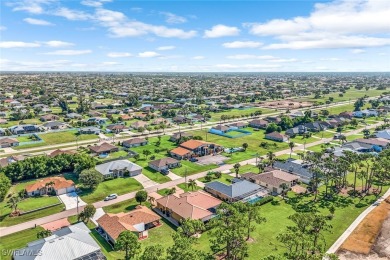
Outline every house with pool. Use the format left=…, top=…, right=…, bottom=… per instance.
left=170, top=139, right=223, bottom=160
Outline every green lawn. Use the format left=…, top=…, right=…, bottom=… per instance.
left=102, top=198, right=151, bottom=214
left=313, top=130, right=336, bottom=139
left=303, top=89, right=386, bottom=104
left=209, top=107, right=275, bottom=122
left=347, top=134, right=364, bottom=141
left=190, top=128, right=289, bottom=164
left=97, top=150, right=128, bottom=162
left=80, top=177, right=143, bottom=204
left=0, top=227, right=44, bottom=260
left=288, top=134, right=319, bottom=144
left=171, top=161, right=219, bottom=177
left=198, top=174, right=234, bottom=185
left=13, top=130, right=98, bottom=149
left=156, top=188, right=172, bottom=196
left=276, top=154, right=300, bottom=160
left=177, top=182, right=202, bottom=192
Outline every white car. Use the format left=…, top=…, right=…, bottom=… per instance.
left=104, top=193, right=118, bottom=201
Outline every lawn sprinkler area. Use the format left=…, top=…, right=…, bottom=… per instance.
left=209, top=128, right=252, bottom=138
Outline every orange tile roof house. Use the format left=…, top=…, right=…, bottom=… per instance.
left=242, top=170, right=299, bottom=195
left=170, top=139, right=223, bottom=160
left=0, top=137, right=19, bottom=148
left=97, top=206, right=161, bottom=244
left=25, top=177, right=75, bottom=196
left=89, top=142, right=119, bottom=155
left=155, top=191, right=222, bottom=225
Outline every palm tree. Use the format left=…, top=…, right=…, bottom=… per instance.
left=288, top=142, right=295, bottom=158
left=363, top=129, right=370, bottom=138
left=280, top=183, right=289, bottom=200
left=257, top=162, right=265, bottom=173
left=147, top=196, right=155, bottom=208
left=168, top=187, right=176, bottom=195
left=267, top=151, right=276, bottom=168
left=188, top=179, right=197, bottom=191
left=340, top=135, right=347, bottom=144
left=233, top=163, right=240, bottom=178
left=8, top=195, right=21, bottom=214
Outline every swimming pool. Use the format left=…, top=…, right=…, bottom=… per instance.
left=244, top=195, right=263, bottom=204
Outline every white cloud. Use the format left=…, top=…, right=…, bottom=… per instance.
left=54, top=7, right=92, bottom=20
left=42, top=49, right=92, bottom=55
left=192, top=56, right=205, bottom=60
left=138, top=51, right=160, bottom=58
left=0, top=41, right=41, bottom=48
left=222, top=41, right=263, bottom=48
left=157, top=46, right=176, bottom=51
left=204, top=24, right=240, bottom=38
left=23, top=18, right=54, bottom=26
left=107, top=52, right=132, bottom=58
left=160, top=12, right=187, bottom=24
left=94, top=8, right=197, bottom=39
left=0, top=26, right=6, bottom=31
left=100, top=61, right=120, bottom=66
left=351, top=49, right=366, bottom=54
left=268, top=58, right=298, bottom=63
left=9, top=0, right=55, bottom=14
left=246, top=0, right=390, bottom=50
left=44, top=41, right=74, bottom=47
left=81, top=0, right=103, bottom=7
left=263, top=36, right=390, bottom=50
left=226, top=55, right=277, bottom=60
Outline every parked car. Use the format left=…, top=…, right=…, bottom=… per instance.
left=189, top=158, right=198, bottom=162
left=160, top=169, right=169, bottom=175
left=104, top=193, right=118, bottom=201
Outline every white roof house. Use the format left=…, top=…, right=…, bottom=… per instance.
left=95, top=159, right=142, bottom=177
left=375, top=129, right=390, bottom=140
left=13, top=222, right=105, bottom=260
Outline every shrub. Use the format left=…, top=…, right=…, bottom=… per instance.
left=255, top=196, right=274, bottom=206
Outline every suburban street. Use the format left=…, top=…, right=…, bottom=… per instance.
left=0, top=120, right=383, bottom=238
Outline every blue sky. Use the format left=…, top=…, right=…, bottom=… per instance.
left=1, top=0, right=389, bottom=72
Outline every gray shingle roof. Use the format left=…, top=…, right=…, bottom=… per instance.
left=205, top=179, right=262, bottom=199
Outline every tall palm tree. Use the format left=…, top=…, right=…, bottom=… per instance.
left=288, top=142, right=295, bottom=158
left=280, top=183, right=289, bottom=200
left=188, top=179, right=197, bottom=191
left=257, top=162, right=265, bottom=173
left=233, top=163, right=241, bottom=178
left=7, top=194, right=21, bottom=214
left=267, top=151, right=276, bottom=168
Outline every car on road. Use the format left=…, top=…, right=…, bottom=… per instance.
left=104, top=193, right=118, bottom=201
left=189, top=158, right=198, bottom=162
left=372, top=201, right=380, bottom=206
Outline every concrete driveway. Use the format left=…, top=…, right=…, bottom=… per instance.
left=58, top=192, right=87, bottom=210
left=133, top=174, right=158, bottom=188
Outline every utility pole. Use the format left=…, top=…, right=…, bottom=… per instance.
left=76, top=193, right=79, bottom=215
left=185, top=168, right=187, bottom=188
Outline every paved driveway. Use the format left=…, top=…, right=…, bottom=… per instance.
left=166, top=171, right=181, bottom=180
left=133, top=174, right=158, bottom=188
left=196, top=154, right=228, bottom=165
left=58, top=192, right=87, bottom=210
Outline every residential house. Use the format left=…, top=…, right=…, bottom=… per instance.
left=242, top=170, right=298, bottom=194
left=375, top=129, right=390, bottom=140
left=155, top=191, right=222, bottom=225
left=42, top=121, right=67, bottom=131
left=13, top=222, right=105, bottom=260
left=95, top=159, right=142, bottom=178
left=169, top=132, right=193, bottom=142
left=303, top=121, right=329, bottom=132
left=66, top=112, right=83, bottom=119
left=119, top=114, right=132, bottom=121
left=48, top=149, right=76, bottom=157
left=353, top=109, right=378, bottom=118
left=87, top=117, right=108, bottom=125
left=211, top=124, right=230, bottom=133
left=79, top=126, right=100, bottom=135
left=273, top=158, right=313, bottom=183
left=204, top=179, right=264, bottom=202
left=0, top=128, right=5, bottom=136
left=354, top=138, right=390, bottom=149
left=131, top=121, right=148, bottom=129
left=0, top=137, right=19, bottom=148
left=285, top=125, right=308, bottom=136
left=122, top=137, right=148, bottom=148
left=25, top=177, right=75, bottom=196
left=228, top=122, right=248, bottom=128
left=148, top=157, right=180, bottom=172
left=170, top=139, right=223, bottom=160
left=265, top=131, right=288, bottom=142
left=106, top=124, right=126, bottom=133
left=172, top=116, right=188, bottom=124
left=266, top=116, right=281, bottom=124
left=89, top=142, right=118, bottom=155
left=152, top=118, right=168, bottom=125
left=106, top=109, right=121, bottom=115
left=97, top=206, right=161, bottom=243
left=339, top=111, right=354, bottom=119
left=0, top=155, right=24, bottom=168
left=249, top=119, right=269, bottom=129
left=39, top=114, right=60, bottom=122
left=9, top=124, right=40, bottom=135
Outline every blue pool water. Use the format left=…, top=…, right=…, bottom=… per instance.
left=246, top=196, right=263, bottom=204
